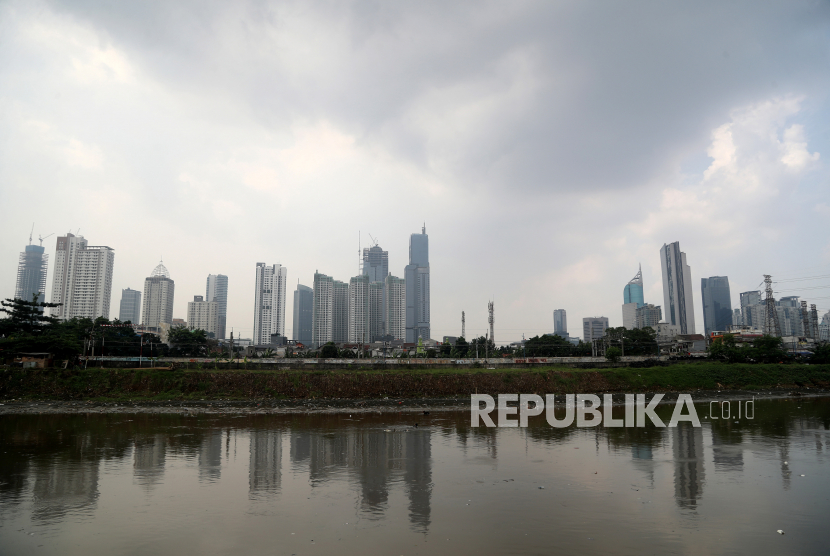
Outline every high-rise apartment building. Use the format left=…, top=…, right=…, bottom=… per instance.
left=187, top=295, right=219, bottom=338
left=583, top=317, right=609, bottom=343
left=369, top=282, right=384, bottom=341
left=118, top=288, right=141, bottom=324
left=660, top=242, right=695, bottom=334
left=739, top=291, right=761, bottom=327
left=385, top=275, right=405, bottom=340
left=701, top=276, right=733, bottom=336
left=206, top=274, right=228, bottom=339
left=732, top=308, right=742, bottom=327
left=312, top=272, right=333, bottom=347
left=635, top=304, right=662, bottom=329
left=405, top=226, right=430, bottom=342
left=333, top=280, right=349, bottom=343
left=293, top=283, right=314, bottom=345
left=253, top=263, right=287, bottom=345
left=50, top=234, right=115, bottom=320
left=362, top=244, right=389, bottom=283
left=553, top=309, right=567, bottom=335
left=349, top=275, right=370, bottom=343
left=15, top=240, right=48, bottom=303
left=142, top=261, right=175, bottom=331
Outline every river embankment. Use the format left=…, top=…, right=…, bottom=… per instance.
left=1, top=363, right=828, bottom=406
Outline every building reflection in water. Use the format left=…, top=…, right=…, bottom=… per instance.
left=199, top=431, right=223, bottom=482
left=710, top=424, right=743, bottom=471
left=134, top=434, right=167, bottom=489
left=672, top=423, right=705, bottom=509
left=294, top=427, right=432, bottom=532
left=249, top=429, right=282, bottom=496
left=31, top=432, right=100, bottom=523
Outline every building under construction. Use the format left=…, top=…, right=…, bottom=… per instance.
left=15, top=233, right=49, bottom=303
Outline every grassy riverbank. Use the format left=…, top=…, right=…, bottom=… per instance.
left=2, top=363, right=830, bottom=401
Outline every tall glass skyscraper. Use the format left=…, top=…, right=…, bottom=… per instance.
left=623, top=265, right=645, bottom=307
left=206, top=274, right=228, bottom=339
left=292, top=283, right=313, bottom=344
left=405, top=225, right=430, bottom=343
left=660, top=242, right=696, bottom=334
left=701, top=276, right=733, bottom=336
left=118, top=288, right=142, bottom=324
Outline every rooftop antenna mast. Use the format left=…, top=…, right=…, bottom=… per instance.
left=462, top=311, right=465, bottom=339
left=488, top=300, right=494, bottom=346
left=763, top=275, right=781, bottom=337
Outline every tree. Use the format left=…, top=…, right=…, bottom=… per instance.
left=0, top=295, right=61, bottom=336
left=167, top=325, right=208, bottom=357
left=810, top=343, right=830, bottom=364
left=748, top=335, right=788, bottom=363
left=708, top=333, right=745, bottom=363
left=605, top=346, right=622, bottom=362
left=524, top=334, right=573, bottom=357
left=320, top=342, right=338, bottom=358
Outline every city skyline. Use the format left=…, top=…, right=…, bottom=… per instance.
left=1, top=2, right=828, bottom=342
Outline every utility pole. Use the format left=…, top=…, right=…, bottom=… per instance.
left=763, top=275, right=781, bottom=337
left=488, top=301, right=494, bottom=347
left=462, top=311, right=465, bottom=339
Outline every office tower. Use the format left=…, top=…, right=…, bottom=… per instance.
left=660, top=242, right=695, bottom=334
left=369, top=282, right=384, bottom=341
left=293, top=283, right=314, bottom=345
left=362, top=243, right=389, bottom=283
left=118, top=288, right=142, bottom=323
left=253, top=263, right=287, bottom=345
left=405, top=225, right=430, bottom=342
left=740, top=291, right=761, bottom=327
left=15, top=238, right=48, bottom=303
left=206, top=274, right=228, bottom=339
left=701, top=276, right=733, bottom=336
left=553, top=309, right=567, bottom=335
left=635, top=304, right=662, bottom=329
left=187, top=295, right=219, bottom=338
left=349, top=275, right=370, bottom=343
left=50, top=233, right=115, bottom=320
left=622, top=265, right=645, bottom=329
left=142, top=261, right=175, bottom=330
left=312, top=272, right=333, bottom=346
left=732, top=308, right=742, bottom=327
left=583, top=317, right=609, bottom=343
left=332, top=280, right=349, bottom=343
left=385, top=275, right=406, bottom=340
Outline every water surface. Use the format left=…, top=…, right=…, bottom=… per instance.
left=1, top=397, right=829, bottom=555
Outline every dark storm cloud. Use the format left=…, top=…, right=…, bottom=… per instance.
left=43, top=0, right=830, bottom=194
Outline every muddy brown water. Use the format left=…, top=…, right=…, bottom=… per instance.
left=1, top=396, right=829, bottom=555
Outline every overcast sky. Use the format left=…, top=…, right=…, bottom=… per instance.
left=1, top=0, right=829, bottom=342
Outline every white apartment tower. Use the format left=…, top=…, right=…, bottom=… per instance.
left=142, top=261, right=175, bottom=330
left=188, top=295, right=219, bottom=338
left=385, top=275, right=406, bottom=340
left=349, top=275, right=370, bottom=343
left=50, top=233, right=115, bottom=320
left=332, top=280, right=349, bottom=343
left=253, top=263, right=287, bottom=345
left=660, top=241, right=696, bottom=335
left=312, top=272, right=334, bottom=347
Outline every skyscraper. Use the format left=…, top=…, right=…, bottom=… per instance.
left=385, top=275, right=405, bottom=341
left=293, top=283, right=314, bottom=345
left=553, top=309, right=567, bottom=335
left=187, top=295, right=219, bottom=338
left=118, top=288, right=141, bottom=324
left=206, top=274, right=228, bottom=339
left=405, top=225, right=430, bottom=343
left=312, top=272, right=333, bottom=347
left=15, top=238, right=48, bottom=303
left=583, top=317, right=609, bottom=343
left=332, top=280, right=349, bottom=343
left=660, top=242, right=695, bottom=334
left=50, top=233, right=115, bottom=320
left=253, top=263, right=287, bottom=345
left=622, top=267, right=644, bottom=329
left=701, top=276, right=733, bottom=336
left=369, top=282, right=384, bottom=341
left=349, top=275, right=370, bottom=343
left=142, top=261, right=175, bottom=331
left=362, top=243, right=389, bottom=283
left=635, top=304, right=662, bottom=329
left=740, top=291, right=762, bottom=327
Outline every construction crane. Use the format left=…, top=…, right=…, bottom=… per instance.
left=38, top=233, right=54, bottom=246
left=28, top=223, right=34, bottom=245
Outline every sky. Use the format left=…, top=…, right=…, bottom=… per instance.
left=1, top=0, right=829, bottom=343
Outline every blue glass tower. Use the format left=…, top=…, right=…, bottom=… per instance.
left=623, top=265, right=644, bottom=308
